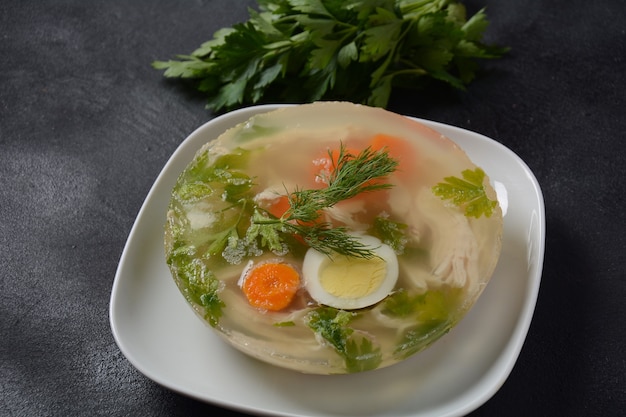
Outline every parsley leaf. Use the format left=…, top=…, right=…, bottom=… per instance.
left=306, top=307, right=355, bottom=353
left=382, top=288, right=457, bottom=321
left=432, top=167, right=498, bottom=218
left=394, top=320, right=451, bottom=359
left=153, top=0, right=508, bottom=111
left=306, top=307, right=382, bottom=372
left=167, top=254, right=225, bottom=327
left=345, top=336, right=383, bottom=373
left=381, top=289, right=462, bottom=360
left=371, top=215, right=408, bottom=254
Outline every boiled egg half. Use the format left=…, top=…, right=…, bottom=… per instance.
left=302, top=234, right=399, bottom=310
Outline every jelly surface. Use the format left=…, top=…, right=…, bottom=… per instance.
left=164, top=102, right=503, bottom=374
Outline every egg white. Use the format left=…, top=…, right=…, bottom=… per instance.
left=302, top=234, right=399, bottom=310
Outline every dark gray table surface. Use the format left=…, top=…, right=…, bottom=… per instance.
left=2, top=1, right=625, bottom=416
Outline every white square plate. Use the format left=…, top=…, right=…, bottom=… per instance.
left=110, top=104, right=545, bottom=417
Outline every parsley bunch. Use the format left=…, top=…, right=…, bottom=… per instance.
left=153, top=0, right=507, bottom=111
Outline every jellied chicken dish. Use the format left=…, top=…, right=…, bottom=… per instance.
left=164, top=102, right=503, bottom=374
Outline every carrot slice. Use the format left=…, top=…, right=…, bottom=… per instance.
left=268, top=195, right=291, bottom=219
left=369, top=133, right=417, bottom=181
left=242, top=262, right=300, bottom=311
left=370, top=133, right=414, bottom=159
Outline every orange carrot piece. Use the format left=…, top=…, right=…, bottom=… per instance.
left=242, top=263, right=300, bottom=311
left=268, top=195, right=291, bottom=219
left=370, top=133, right=414, bottom=158
left=369, top=133, right=417, bottom=181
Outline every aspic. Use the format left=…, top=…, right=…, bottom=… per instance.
left=164, top=102, right=503, bottom=374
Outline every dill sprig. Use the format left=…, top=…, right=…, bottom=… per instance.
left=250, top=144, right=399, bottom=258
left=288, top=145, right=398, bottom=222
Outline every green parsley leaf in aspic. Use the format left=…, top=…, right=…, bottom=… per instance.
left=381, top=289, right=460, bottom=360
left=371, top=215, right=408, bottom=254
left=305, top=307, right=382, bottom=373
left=152, top=0, right=508, bottom=112
left=432, top=167, right=498, bottom=218
left=167, top=255, right=225, bottom=327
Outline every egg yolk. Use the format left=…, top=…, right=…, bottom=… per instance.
left=318, top=255, right=387, bottom=299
